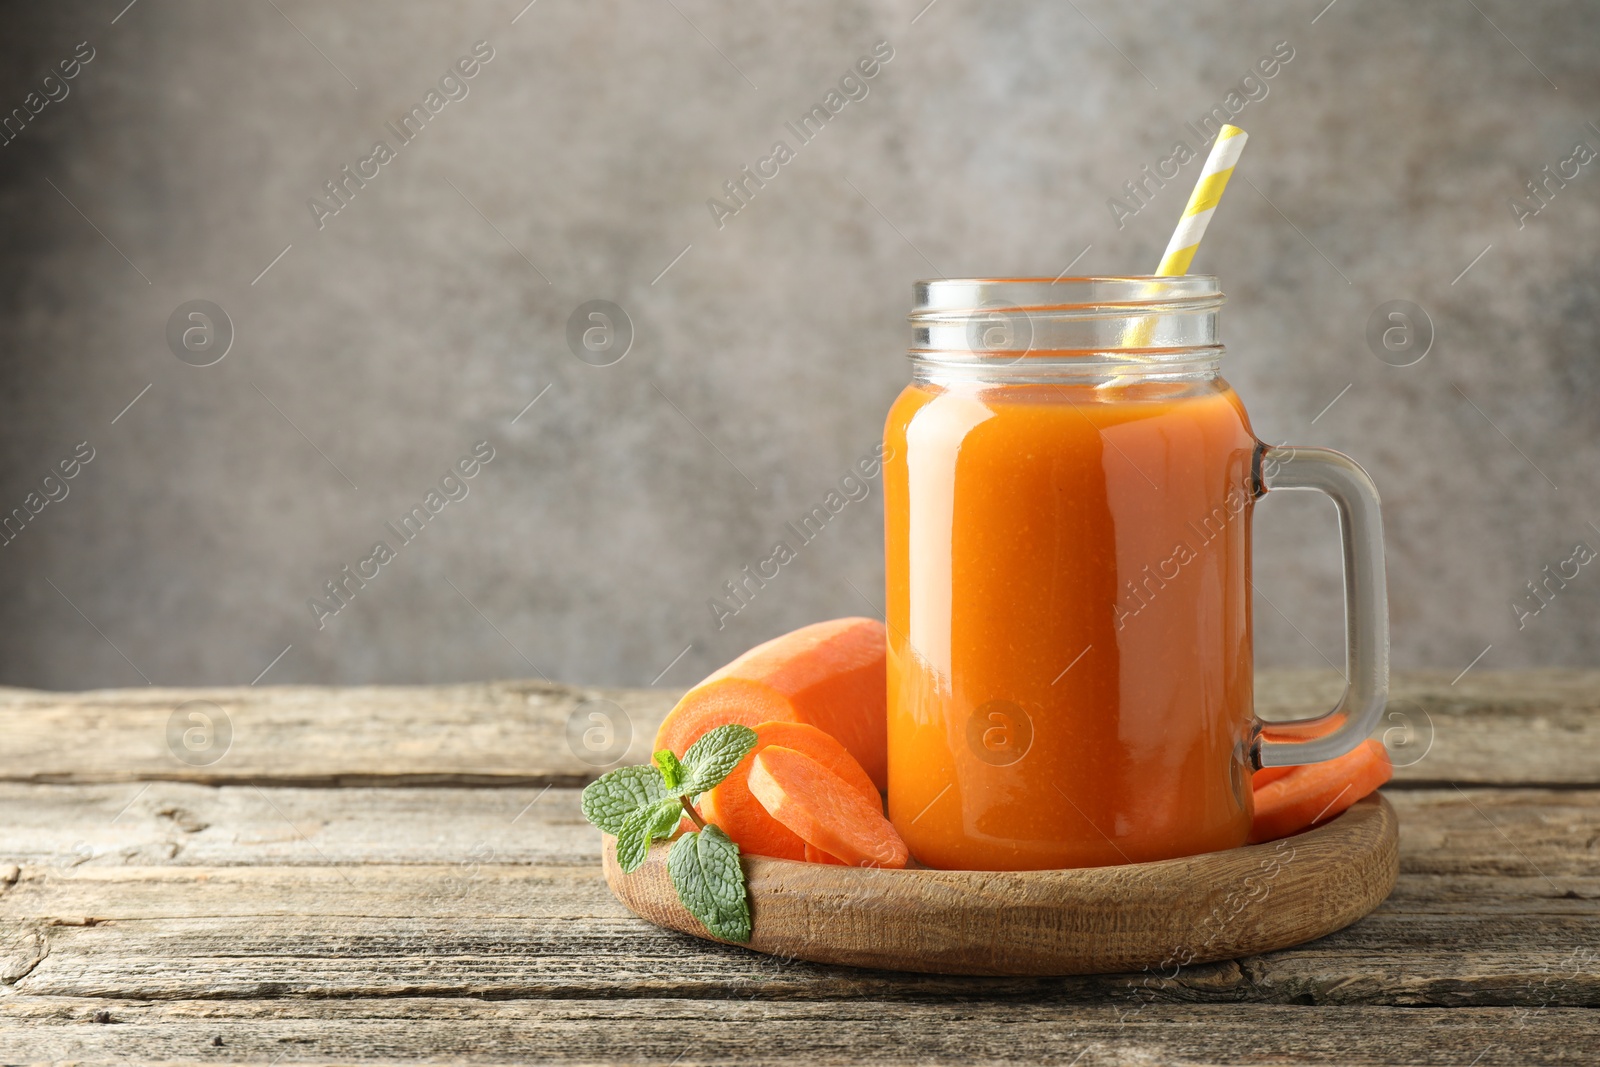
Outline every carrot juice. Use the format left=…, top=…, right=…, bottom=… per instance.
left=884, top=377, right=1260, bottom=871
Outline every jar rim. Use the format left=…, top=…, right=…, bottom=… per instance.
left=909, top=275, right=1225, bottom=364
left=912, top=275, right=1223, bottom=317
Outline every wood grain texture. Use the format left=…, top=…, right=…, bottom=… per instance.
left=0, top=674, right=1594, bottom=1065
left=603, top=796, right=1399, bottom=976
left=0, top=781, right=597, bottom=870
left=2, top=999, right=1595, bottom=1066
left=0, top=783, right=1592, bottom=874
left=0, top=680, right=677, bottom=786
left=1, top=795, right=1594, bottom=1007
left=0, top=670, right=1594, bottom=786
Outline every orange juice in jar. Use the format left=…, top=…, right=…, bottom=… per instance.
left=884, top=277, right=1388, bottom=871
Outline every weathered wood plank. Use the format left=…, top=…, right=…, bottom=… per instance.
left=1, top=859, right=1595, bottom=1007
left=1258, top=669, right=1600, bottom=788
left=1, top=784, right=1594, bottom=877
left=0, top=998, right=1591, bottom=1066
left=0, top=670, right=1594, bottom=786
left=0, top=680, right=676, bottom=787
left=0, top=782, right=598, bottom=869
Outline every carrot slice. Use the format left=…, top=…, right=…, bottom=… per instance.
left=1248, top=739, right=1393, bottom=844
left=698, top=722, right=880, bottom=860
left=654, top=618, right=888, bottom=790
left=748, top=746, right=908, bottom=869
left=803, top=842, right=848, bottom=865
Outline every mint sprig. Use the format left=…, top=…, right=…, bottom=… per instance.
left=581, top=723, right=759, bottom=942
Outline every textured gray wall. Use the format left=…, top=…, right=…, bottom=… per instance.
left=0, top=0, right=1596, bottom=690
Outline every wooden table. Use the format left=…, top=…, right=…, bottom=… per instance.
left=1, top=670, right=1594, bottom=1065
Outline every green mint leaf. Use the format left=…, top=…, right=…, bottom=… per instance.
left=614, top=806, right=657, bottom=873
left=667, top=825, right=751, bottom=942
left=581, top=765, right=666, bottom=835
left=680, top=724, right=759, bottom=796
left=615, top=797, right=683, bottom=873
left=645, top=796, right=686, bottom=839
left=653, top=749, right=687, bottom=793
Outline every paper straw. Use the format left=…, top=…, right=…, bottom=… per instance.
left=1154, top=124, right=1247, bottom=276
left=1104, top=124, right=1249, bottom=370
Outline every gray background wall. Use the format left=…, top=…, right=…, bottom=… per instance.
left=0, top=0, right=1595, bottom=691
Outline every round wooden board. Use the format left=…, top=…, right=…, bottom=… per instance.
left=602, top=794, right=1398, bottom=976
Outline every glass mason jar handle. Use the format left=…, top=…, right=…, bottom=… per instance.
left=1254, top=444, right=1390, bottom=768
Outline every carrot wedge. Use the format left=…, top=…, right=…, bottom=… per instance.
left=699, top=721, right=881, bottom=861
left=748, top=746, right=908, bottom=869
left=1248, top=739, right=1393, bottom=844
left=654, top=618, right=889, bottom=790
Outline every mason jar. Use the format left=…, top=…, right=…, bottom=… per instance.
left=883, top=276, right=1388, bottom=871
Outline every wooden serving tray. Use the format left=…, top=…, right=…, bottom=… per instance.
left=602, top=794, right=1398, bottom=976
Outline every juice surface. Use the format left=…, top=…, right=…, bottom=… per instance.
left=884, top=377, right=1260, bottom=870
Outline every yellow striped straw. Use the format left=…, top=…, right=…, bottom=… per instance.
left=1155, top=124, right=1248, bottom=276
left=1106, top=124, right=1248, bottom=369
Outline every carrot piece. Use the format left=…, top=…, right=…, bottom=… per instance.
left=698, top=721, right=880, bottom=860
left=1252, top=766, right=1296, bottom=789
left=804, top=842, right=849, bottom=866
left=1253, top=713, right=1348, bottom=790
left=1258, top=711, right=1347, bottom=744
left=1248, top=739, right=1393, bottom=844
left=748, top=746, right=908, bottom=869
left=653, top=618, right=889, bottom=790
